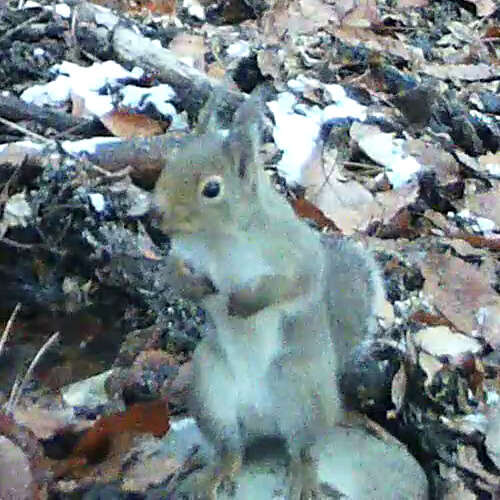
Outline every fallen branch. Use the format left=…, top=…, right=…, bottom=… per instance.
left=0, top=94, right=97, bottom=134
left=75, top=2, right=244, bottom=119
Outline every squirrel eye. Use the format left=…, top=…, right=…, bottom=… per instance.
left=200, top=177, right=223, bottom=199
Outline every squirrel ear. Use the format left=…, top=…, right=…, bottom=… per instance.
left=225, top=85, right=273, bottom=182
left=196, top=86, right=244, bottom=135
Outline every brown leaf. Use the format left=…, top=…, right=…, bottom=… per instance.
left=291, top=198, right=340, bottom=232
left=147, top=0, right=176, bottom=15
left=100, top=110, right=167, bottom=138
left=457, top=234, right=500, bottom=251
left=13, top=406, right=89, bottom=440
left=483, top=26, right=500, bottom=40
left=72, top=399, right=170, bottom=463
left=419, top=252, right=500, bottom=347
left=409, top=310, right=455, bottom=328
left=53, top=399, right=170, bottom=481
left=374, top=207, right=418, bottom=239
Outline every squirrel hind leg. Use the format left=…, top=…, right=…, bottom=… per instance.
left=174, top=448, right=242, bottom=500
left=287, top=447, right=328, bottom=500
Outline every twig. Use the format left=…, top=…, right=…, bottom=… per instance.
left=6, top=374, right=21, bottom=411
left=0, top=11, right=47, bottom=43
left=0, top=303, right=21, bottom=357
left=6, top=331, right=60, bottom=414
left=0, top=236, right=37, bottom=250
left=163, top=445, right=201, bottom=496
left=343, top=161, right=382, bottom=172
left=0, top=116, right=53, bottom=144
left=0, top=164, right=22, bottom=207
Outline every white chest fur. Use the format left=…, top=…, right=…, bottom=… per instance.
left=204, top=294, right=284, bottom=435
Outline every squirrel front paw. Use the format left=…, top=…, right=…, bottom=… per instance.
left=165, top=255, right=217, bottom=301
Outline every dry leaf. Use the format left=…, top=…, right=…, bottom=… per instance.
left=410, top=310, right=455, bottom=329
left=463, top=0, right=496, bottom=17
left=262, top=0, right=338, bottom=41
left=414, top=326, right=482, bottom=360
left=147, top=0, right=176, bottom=14
left=341, top=0, right=380, bottom=28
left=464, top=184, right=500, bottom=227
left=122, top=456, right=179, bottom=492
left=169, top=33, right=206, bottom=72
left=457, top=234, right=500, bottom=251
left=421, top=63, right=500, bottom=81
left=419, top=251, right=500, bottom=347
left=483, top=25, right=500, bottom=40
left=291, top=198, right=340, bottom=232
left=418, top=352, right=444, bottom=387
left=404, top=140, right=461, bottom=186
left=304, top=176, right=377, bottom=234
left=394, top=0, right=428, bottom=8
left=391, top=364, right=407, bottom=413
left=331, top=26, right=424, bottom=64
left=73, top=399, right=169, bottom=464
left=101, top=110, right=167, bottom=138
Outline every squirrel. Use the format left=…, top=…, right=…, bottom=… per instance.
left=152, top=87, right=385, bottom=499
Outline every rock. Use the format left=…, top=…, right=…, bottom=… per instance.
left=61, top=369, right=114, bottom=409
left=154, top=418, right=428, bottom=499
left=414, top=326, right=482, bottom=361
left=0, top=436, right=34, bottom=500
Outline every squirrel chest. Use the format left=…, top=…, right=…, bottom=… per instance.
left=174, top=232, right=328, bottom=434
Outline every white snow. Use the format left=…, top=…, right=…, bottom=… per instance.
left=268, top=78, right=369, bottom=184
left=267, top=92, right=323, bottom=183
left=54, top=3, right=71, bottom=18
left=184, top=0, right=205, bottom=20
left=20, top=60, right=184, bottom=125
left=61, top=137, right=122, bottom=155
left=227, top=41, right=251, bottom=59
left=88, top=193, right=106, bottom=212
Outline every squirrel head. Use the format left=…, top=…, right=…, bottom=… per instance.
left=153, top=89, right=268, bottom=237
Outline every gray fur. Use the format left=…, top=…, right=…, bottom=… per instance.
left=153, top=87, right=384, bottom=499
